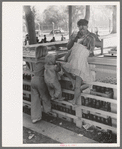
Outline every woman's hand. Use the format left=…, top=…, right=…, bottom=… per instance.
left=70, top=31, right=77, bottom=40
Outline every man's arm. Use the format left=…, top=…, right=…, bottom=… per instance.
left=67, top=32, right=78, bottom=50
left=67, top=39, right=75, bottom=50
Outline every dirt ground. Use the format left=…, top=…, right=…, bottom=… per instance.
left=23, top=126, right=60, bottom=144
left=23, top=112, right=117, bottom=144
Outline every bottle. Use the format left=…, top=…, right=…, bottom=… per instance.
left=88, top=98, right=92, bottom=107
left=92, top=99, right=96, bottom=108
left=105, top=88, right=110, bottom=94
left=69, top=94, right=74, bottom=100
left=55, top=104, right=58, bottom=110
left=102, top=101, right=107, bottom=111
left=101, top=117, right=106, bottom=124
left=97, top=116, right=101, bottom=123
left=92, top=85, right=96, bottom=92
left=68, top=106, right=72, bottom=114
left=92, top=115, right=97, bottom=121
left=105, top=117, right=109, bottom=125
left=53, top=103, right=56, bottom=109
left=100, top=100, right=103, bottom=109
left=106, top=130, right=112, bottom=143
left=82, top=96, right=85, bottom=105
left=85, top=98, right=89, bottom=106
left=29, top=75, right=31, bottom=80
left=72, top=110, right=75, bottom=115
left=62, top=92, right=65, bottom=98
left=52, top=103, right=54, bottom=109
left=89, top=113, right=93, bottom=120
left=87, top=111, right=90, bottom=119
left=96, top=86, right=100, bottom=92
left=96, top=100, right=100, bottom=109
left=101, top=87, right=106, bottom=93
left=62, top=106, right=66, bottom=112
left=69, top=81, right=73, bottom=90
left=82, top=111, right=86, bottom=118
left=106, top=102, right=111, bottom=112
left=65, top=93, right=69, bottom=101
left=59, top=105, right=63, bottom=111
left=107, top=116, right=112, bottom=126
left=29, top=95, right=31, bottom=102
left=23, top=73, right=25, bottom=80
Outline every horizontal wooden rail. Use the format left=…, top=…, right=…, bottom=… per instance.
left=78, top=105, right=117, bottom=118
left=23, top=70, right=34, bottom=75
left=23, top=90, right=31, bottom=94
left=23, top=58, right=36, bottom=63
left=23, top=80, right=31, bottom=85
left=62, top=89, right=117, bottom=104
left=52, top=109, right=77, bottom=120
left=23, top=40, right=68, bottom=48
left=81, top=93, right=117, bottom=104
left=23, top=100, right=31, bottom=105
left=88, top=82, right=117, bottom=89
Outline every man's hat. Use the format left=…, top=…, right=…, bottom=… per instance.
left=77, top=19, right=88, bottom=26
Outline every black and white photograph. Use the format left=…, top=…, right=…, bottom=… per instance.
left=2, top=1, right=120, bottom=147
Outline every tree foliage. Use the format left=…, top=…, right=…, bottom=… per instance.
left=43, top=5, right=68, bottom=29
left=24, top=4, right=117, bottom=34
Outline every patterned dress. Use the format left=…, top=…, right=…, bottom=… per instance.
left=63, top=31, right=95, bottom=83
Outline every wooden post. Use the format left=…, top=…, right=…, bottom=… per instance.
left=69, top=6, right=72, bottom=38
left=23, top=6, right=36, bottom=44
left=85, top=5, right=90, bottom=21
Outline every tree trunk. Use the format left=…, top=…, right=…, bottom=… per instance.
left=23, top=6, right=36, bottom=44
left=69, top=6, right=72, bottom=38
left=84, top=5, right=90, bottom=21
left=111, top=5, right=117, bottom=33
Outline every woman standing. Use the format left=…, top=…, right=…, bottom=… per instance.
left=31, top=46, right=51, bottom=123
left=62, top=19, right=95, bottom=105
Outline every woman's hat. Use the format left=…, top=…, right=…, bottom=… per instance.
left=77, top=19, right=88, bottom=26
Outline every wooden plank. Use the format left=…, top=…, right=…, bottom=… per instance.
left=23, top=58, right=36, bottom=63
left=23, top=100, right=31, bottom=105
left=62, top=89, right=74, bottom=94
left=61, top=76, right=117, bottom=89
left=88, top=82, right=117, bottom=89
left=99, top=33, right=117, bottom=39
left=23, top=80, right=31, bottom=85
left=88, top=57, right=116, bottom=66
left=57, top=113, right=73, bottom=122
left=62, top=89, right=117, bottom=104
left=90, top=67, right=116, bottom=74
left=23, top=70, right=34, bottom=75
left=51, top=99, right=75, bottom=107
left=23, top=40, right=68, bottom=48
left=23, top=90, right=31, bottom=94
left=52, top=109, right=77, bottom=120
left=81, top=93, right=117, bottom=104
left=78, top=105, right=117, bottom=118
